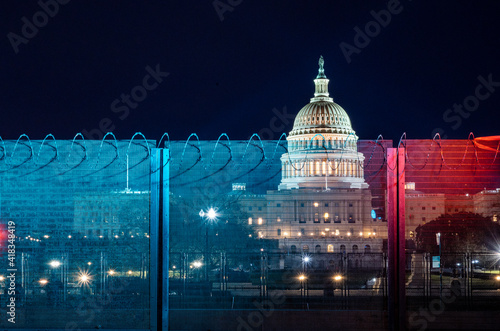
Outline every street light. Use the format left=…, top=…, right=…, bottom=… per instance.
left=332, top=274, right=344, bottom=299
left=200, top=207, right=219, bottom=282
left=49, top=260, right=61, bottom=268
left=436, top=232, right=442, bottom=297
left=78, top=273, right=91, bottom=284
left=207, top=208, right=217, bottom=220
left=298, top=274, right=307, bottom=299
left=77, top=270, right=92, bottom=295
left=301, top=255, right=311, bottom=298
left=49, top=259, right=65, bottom=300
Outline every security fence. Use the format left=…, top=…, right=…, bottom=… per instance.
left=0, top=135, right=499, bottom=330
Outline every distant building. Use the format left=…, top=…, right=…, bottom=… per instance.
left=474, top=188, right=500, bottom=222
left=405, top=182, right=446, bottom=238
left=73, top=190, right=149, bottom=239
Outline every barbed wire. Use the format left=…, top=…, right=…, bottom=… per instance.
left=432, top=133, right=471, bottom=171
left=470, top=133, right=500, bottom=169
left=1, top=132, right=499, bottom=182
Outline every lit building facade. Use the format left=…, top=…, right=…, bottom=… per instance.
left=474, top=188, right=500, bottom=222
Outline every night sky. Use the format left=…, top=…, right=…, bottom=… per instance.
left=1, top=0, right=499, bottom=142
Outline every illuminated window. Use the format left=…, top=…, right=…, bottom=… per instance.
left=327, top=244, right=334, bottom=253
left=314, top=202, right=319, bottom=207
left=248, top=217, right=252, bottom=225
left=258, top=218, right=263, bottom=225
left=277, top=217, right=281, bottom=222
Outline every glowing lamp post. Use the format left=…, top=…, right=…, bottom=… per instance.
left=78, top=271, right=92, bottom=296
left=49, top=260, right=61, bottom=268
left=298, top=274, right=307, bottom=303
left=200, top=207, right=218, bottom=282
left=436, top=232, right=442, bottom=297
left=302, top=255, right=311, bottom=298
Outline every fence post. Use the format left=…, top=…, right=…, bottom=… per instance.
left=387, top=147, right=406, bottom=330
left=150, top=148, right=169, bottom=330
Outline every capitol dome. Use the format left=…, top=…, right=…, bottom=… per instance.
left=289, top=101, right=354, bottom=136
left=289, top=56, right=355, bottom=137
left=278, top=56, right=367, bottom=190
